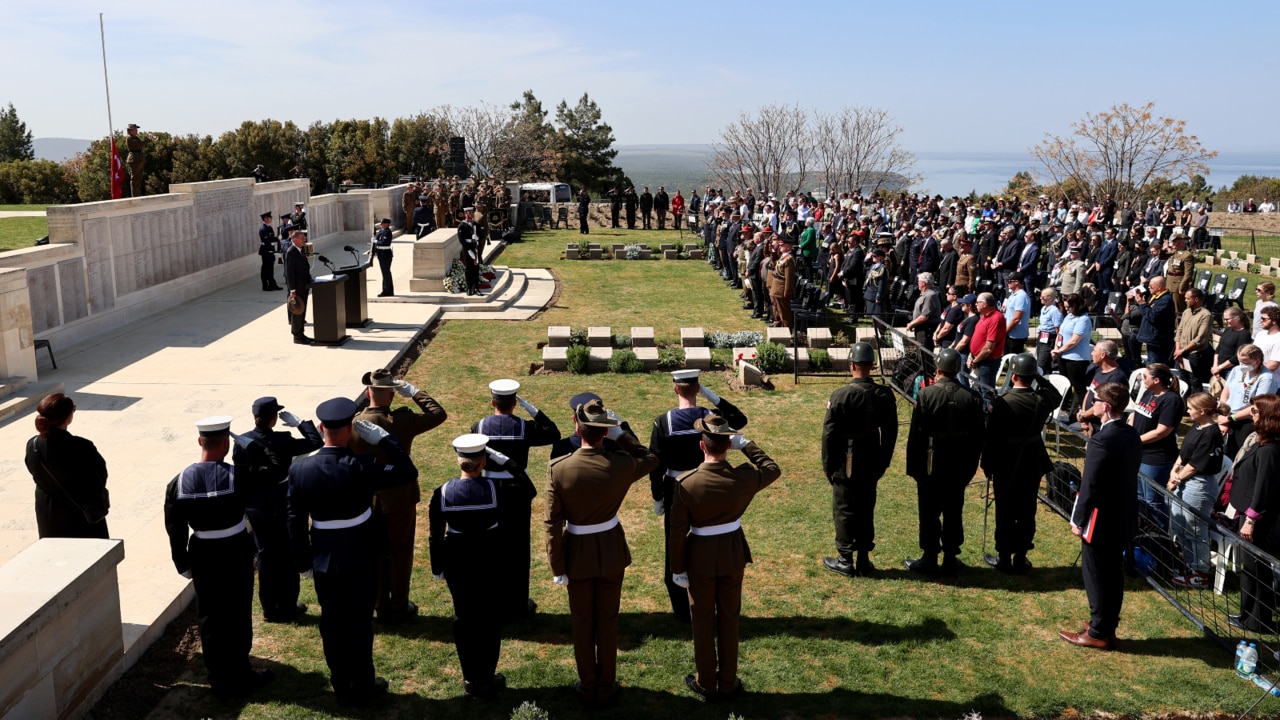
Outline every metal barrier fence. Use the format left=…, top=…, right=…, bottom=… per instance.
left=867, top=318, right=1280, bottom=684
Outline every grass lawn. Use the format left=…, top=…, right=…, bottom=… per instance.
left=133, top=227, right=1267, bottom=719
left=0, top=216, right=47, bottom=251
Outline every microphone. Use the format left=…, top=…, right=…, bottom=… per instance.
left=317, top=255, right=337, bottom=273
left=343, top=245, right=361, bottom=266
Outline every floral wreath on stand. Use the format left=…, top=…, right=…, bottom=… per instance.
left=443, top=259, right=498, bottom=294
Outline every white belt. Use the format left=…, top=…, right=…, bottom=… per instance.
left=666, top=468, right=690, bottom=478
left=312, top=507, right=372, bottom=530
left=482, top=469, right=514, bottom=479
left=566, top=516, right=619, bottom=535
left=193, top=518, right=247, bottom=540
left=689, top=520, right=741, bottom=537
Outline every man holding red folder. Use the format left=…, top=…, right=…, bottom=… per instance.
left=1060, top=382, right=1142, bottom=650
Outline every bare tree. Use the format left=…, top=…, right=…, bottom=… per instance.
left=835, top=106, right=918, bottom=195
left=434, top=101, right=510, bottom=175
left=1031, top=102, right=1217, bottom=205
left=708, top=103, right=810, bottom=194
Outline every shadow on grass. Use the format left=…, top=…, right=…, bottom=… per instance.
left=375, top=611, right=955, bottom=648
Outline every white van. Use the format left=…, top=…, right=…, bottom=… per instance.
left=518, top=182, right=573, bottom=204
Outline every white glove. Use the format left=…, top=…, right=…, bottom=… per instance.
left=700, top=386, right=721, bottom=405
left=300, top=569, right=314, bottom=580
left=517, top=396, right=539, bottom=417
left=353, top=420, right=390, bottom=444
left=672, top=572, right=690, bottom=589
left=653, top=500, right=666, bottom=516
left=433, top=573, right=445, bottom=581
left=730, top=435, right=750, bottom=451
left=230, top=432, right=252, bottom=450
left=553, top=575, right=568, bottom=586
left=180, top=570, right=193, bottom=579
left=485, top=447, right=511, bottom=465
left=279, top=411, right=301, bottom=428
left=397, top=382, right=420, bottom=398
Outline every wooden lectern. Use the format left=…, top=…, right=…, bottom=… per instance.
left=310, top=274, right=350, bottom=346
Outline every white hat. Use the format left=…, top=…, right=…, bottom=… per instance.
left=196, top=415, right=234, bottom=436
left=488, top=379, right=520, bottom=396
left=452, top=433, right=489, bottom=456
left=671, top=369, right=701, bottom=383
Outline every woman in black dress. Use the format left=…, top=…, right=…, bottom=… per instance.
left=25, top=393, right=110, bottom=538
left=1231, top=394, right=1280, bottom=633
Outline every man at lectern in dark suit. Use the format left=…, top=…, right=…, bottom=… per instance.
left=1059, top=381, right=1141, bottom=651
left=285, top=230, right=313, bottom=345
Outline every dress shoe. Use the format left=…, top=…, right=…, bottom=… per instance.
left=464, top=672, right=506, bottom=698
left=985, top=553, right=1014, bottom=573
left=377, top=292, right=391, bottom=297
left=264, top=602, right=307, bottom=623
left=1058, top=629, right=1114, bottom=650
left=378, top=600, right=418, bottom=624
left=905, top=556, right=940, bottom=578
left=293, top=335, right=313, bottom=345
left=1227, top=614, right=1248, bottom=631
left=939, top=554, right=962, bottom=576
left=1011, top=556, right=1033, bottom=574
left=685, top=674, right=714, bottom=700
left=336, top=676, right=388, bottom=706
left=823, top=556, right=858, bottom=578
left=721, top=678, right=744, bottom=699
left=855, top=552, right=876, bottom=576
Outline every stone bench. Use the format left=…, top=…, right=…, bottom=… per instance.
left=588, top=326, right=611, bottom=347
left=681, top=327, right=705, bottom=348
left=0, top=539, right=126, bottom=720
left=631, top=327, right=654, bottom=347
left=684, top=346, right=712, bottom=370
left=547, top=326, right=571, bottom=347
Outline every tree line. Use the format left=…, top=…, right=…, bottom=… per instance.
left=0, top=92, right=633, bottom=205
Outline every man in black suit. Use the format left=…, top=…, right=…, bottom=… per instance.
left=1059, top=382, right=1141, bottom=650
left=284, top=230, right=313, bottom=345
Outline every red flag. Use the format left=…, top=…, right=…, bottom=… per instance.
left=109, top=137, right=126, bottom=199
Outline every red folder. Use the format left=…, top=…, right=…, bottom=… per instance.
left=1081, top=507, right=1099, bottom=544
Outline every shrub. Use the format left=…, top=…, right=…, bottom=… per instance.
left=657, top=346, right=685, bottom=369
left=710, top=347, right=733, bottom=369
left=810, top=348, right=832, bottom=370
left=729, top=330, right=763, bottom=347
left=566, top=345, right=590, bottom=374
left=612, top=332, right=631, bottom=347
left=755, top=341, right=789, bottom=374
left=608, top=349, right=645, bottom=374
left=511, top=701, right=551, bottom=720
left=569, top=328, right=588, bottom=346
left=832, top=330, right=851, bottom=347
left=705, top=330, right=732, bottom=348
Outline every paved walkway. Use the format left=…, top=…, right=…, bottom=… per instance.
left=0, top=230, right=551, bottom=662
left=0, top=211, right=46, bottom=218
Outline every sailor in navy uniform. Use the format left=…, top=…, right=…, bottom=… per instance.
left=374, top=218, right=394, bottom=297
left=428, top=433, right=524, bottom=697
left=258, top=211, right=282, bottom=291
left=549, top=391, right=635, bottom=459
left=286, top=398, right=419, bottom=706
left=234, top=397, right=322, bottom=623
left=648, top=369, right=749, bottom=623
left=163, top=416, right=275, bottom=698
left=471, top=378, right=561, bottom=621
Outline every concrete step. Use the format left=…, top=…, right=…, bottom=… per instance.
left=0, top=378, right=62, bottom=427
left=371, top=266, right=515, bottom=305
left=440, top=269, right=556, bottom=321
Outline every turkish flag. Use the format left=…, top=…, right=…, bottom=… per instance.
left=109, top=137, right=125, bottom=199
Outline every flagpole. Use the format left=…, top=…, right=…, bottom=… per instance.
left=100, top=13, right=113, bottom=140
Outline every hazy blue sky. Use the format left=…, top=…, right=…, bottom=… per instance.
left=5, top=0, right=1277, bottom=156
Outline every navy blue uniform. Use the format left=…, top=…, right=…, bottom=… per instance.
left=648, top=398, right=748, bottom=622
left=472, top=411, right=561, bottom=621
left=234, top=421, right=322, bottom=620
left=458, top=221, right=481, bottom=295
left=412, top=204, right=436, bottom=238
left=258, top=222, right=281, bottom=290
left=374, top=226, right=394, bottom=296
left=286, top=437, right=417, bottom=703
left=164, top=453, right=269, bottom=694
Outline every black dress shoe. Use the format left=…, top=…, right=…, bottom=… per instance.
left=1011, top=556, right=1033, bottom=574
left=939, top=555, right=962, bottom=576
left=293, top=335, right=313, bottom=345
left=378, top=600, right=418, bottom=624
left=337, top=677, right=388, bottom=706
left=264, top=602, right=307, bottom=623
left=685, top=674, right=714, bottom=700
left=823, top=556, right=857, bottom=578
left=855, top=553, right=876, bottom=576
left=464, top=672, right=507, bottom=698
left=985, top=554, right=1014, bottom=573
left=905, top=557, right=940, bottom=578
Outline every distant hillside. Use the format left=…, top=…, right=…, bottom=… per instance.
left=614, top=144, right=713, bottom=192
left=34, top=137, right=91, bottom=161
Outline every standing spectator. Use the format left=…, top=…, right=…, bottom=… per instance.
left=1128, top=363, right=1184, bottom=529
left=955, top=237, right=977, bottom=291
left=639, top=187, right=654, bottom=229
left=863, top=246, right=890, bottom=319
left=577, top=189, right=591, bottom=235
left=1036, top=289, right=1063, bottom=374
left=1229, top=395, right=1280, bottom=633
left=955, top=294, right=981, bottom=384
left=1213, top=307, right=1253, bottom=397
left=905, top=273, right=941, bottom=350
left=1059, top=247, right=1088, bottom=297
left=671, top=190, right=685, bottom=231
left=25, top=393, right=110, bottom=539
left=1003, top=276, right=1032, bottom=354
left=933, top=285, right=967, bottom=350
left=1168, top=393, right=1225, bottom=588
left=1136, top=276, right=1177, bottom=365
left=1259, top=306, right=1280, bottom=372
left=1254, top=282, right=1278, bottom=343
left=624, top=187, right=638, bottom=229
left=1077, top=341, right=1128, bottom=435
left=654, top=186, right=670, bottom=230
left=1173, top=288, right=1214, bottom=391
left=967, top=293, right=1007, bottom=390
left=1053, top=293, right=1094, bottom=418
left=1218, top=344, right=1273, bottom=458
left=937, top=238, right=957, bottom=289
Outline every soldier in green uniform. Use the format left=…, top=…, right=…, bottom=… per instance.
left=904, top=347, right=986, bottom=578
left=980, top=354, right=1061, bottom=573
left=125, top=123, right=149, bottom=197
left=1164, top=229, right=1197, bottom=315
left=821, top=342, right=899, bottom=578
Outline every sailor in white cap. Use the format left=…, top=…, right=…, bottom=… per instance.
left=472, top=378, right=561, bottom=622
left=163, top=416, right=275, bottom=698
left=647, top=369, right=749, bottom=623
left=285, top=397, right=419, bottom=706
left=427, top=433, right=524, bottom=698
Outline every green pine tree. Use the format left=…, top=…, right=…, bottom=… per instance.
left=0, top=103, right=35, bottom=162
left=554, top=93, right=629, bottom=194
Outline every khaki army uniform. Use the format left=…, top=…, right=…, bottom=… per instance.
left=1165, top=248, right=1197, bottom=314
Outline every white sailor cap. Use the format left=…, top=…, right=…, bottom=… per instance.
left=670, top=369, right=701, bottom=384
left=452, top=433, right=489, bottom=457
left=489, top=378, right=521, bottom=396
left=196, top=415, right=234, bottom=436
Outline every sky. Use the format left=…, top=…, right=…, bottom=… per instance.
left=4, top=0, right=1278, bottom=157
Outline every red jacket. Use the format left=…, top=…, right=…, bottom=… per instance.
left=671, top=194, right=685, bottom=216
